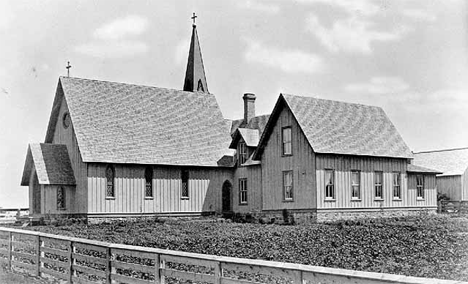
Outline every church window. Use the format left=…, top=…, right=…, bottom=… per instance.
left=325, top=169, right=335, bottom=199
left=283, top=171, right=293, bottom=201
left=63, top=112, right=71, bottom=129
left=181, top=170, right=189, bottom=199
left=393, top=172, right=401, bottom=199
left=106, top=165, right=115, bottom=198
left=145, top=167, right=153, bottom=198
left=374, top=171, right=383, bottom=199
left=238, top=142, right=247, bottom=165
left=351, top=171, right=361, bottom=199
left=239, top=178, right=248, bottom=204
left=197, top=79, right=204, bottom=92
left=57, top=187, right=66, bottom=210
left=416, top=175, right=424, bottom=199
left=282, top=127, right=292, bottom=155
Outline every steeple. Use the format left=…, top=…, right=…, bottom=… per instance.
left=183, top=13, right=209, bottom=93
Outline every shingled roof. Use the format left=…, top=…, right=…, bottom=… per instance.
left=230, top=114, right=270, bottom=137
left=255, top=94, right=413, bottom=159
left=229, top=128, right=260, bottom=148
left=413, top=147, right=468, bottom=176
left=45, top=77, right=232, bottom=166
left=407, top=164, right=442, bottom=174
left=21, top=143, right=76, bottom=185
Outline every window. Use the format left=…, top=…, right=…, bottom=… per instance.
left=374, top=171, right=383, bottom=199
left=325, top=169, right=335, bottom=199
left=197, top=79, right=204, bottom=92
left=238, top=142, right=247, bottom=165
left=145, top=167, right=153, bottom=198
left=181, top=170, right=189, bottom=199
left=57, top=187, right=65, bottom=210
left=416, top=175, right=424, bottom=199
left=106, top=165, right=115, bottom=198
left=62, top=112, right=71, bottom=129
left=283, top=171, right=293, bottom=201
left=239, top=178, right=248, bottom=204
left=282, top=127, right=292, bottom=155
left=393, top=172, right=401, bottom=199
left=351, top=171, right=360, bottom=199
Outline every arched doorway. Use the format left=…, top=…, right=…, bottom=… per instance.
left=222, top=180, right=232, bottom=212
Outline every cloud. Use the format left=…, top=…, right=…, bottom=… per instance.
left=75, top=15, right=149, bottom=59
left=238, top=0, right=280, bottom=14
left=306, top=14, right=407, bottom=54
left=75, top=41, right=148, bottom=59
left=402, top=9, right=436, bottom=22
left=345, top=76, right=410, bottom=94
left=175, top=39, right=190, bottom=65
left=244, top=40, right=323, bottom=74
left=297, top=0, right=380, bottom=16
left=93, top=15, right=148, bottom=40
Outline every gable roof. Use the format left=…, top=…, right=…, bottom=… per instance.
left=255, top=94, right=413, bottom=159
left=45, top=77, right=231, bottom=167
left=229, top=128, right=260, bottom=148
left=407, top=164, right=442, bottom=174
left=21, top=143, right=76, bottom=186
left=413, top=147, right=468, bottom=176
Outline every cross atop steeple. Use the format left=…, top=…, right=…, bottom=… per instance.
left=191, top=12, right=197, bottom=26
left=183, top=13, right=209, bottom=93
left=66, top=61, right=72, bottom=77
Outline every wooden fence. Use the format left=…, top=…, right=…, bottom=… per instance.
left=0, top=227, right=466, bottom=284
left=438, top=201, right=468, bottom=214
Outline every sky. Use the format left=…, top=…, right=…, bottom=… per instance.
left=0, top=0, right=467, bottom=208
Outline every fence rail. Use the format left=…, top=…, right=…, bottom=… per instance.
left=0, top=227, right=466, bottom=284
left=438, top=200, right=468, bottom=214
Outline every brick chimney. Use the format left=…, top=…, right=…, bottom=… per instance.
left=243, top=93, right=256, bottom=124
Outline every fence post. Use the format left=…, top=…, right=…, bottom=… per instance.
left=67, top=241, right=73, bottom=283
left=160, top=255, right=166, bottom=284
left=105, top=247, right=111, bottom=284
left=437, top=201, right=441, bottom=214
left=214, top=261, right=221, bottom=284
left=154, top=254, right=160, bottom=284
left=35, top=235, right=41, bottom=276
left=7, top=231, right=12, bottom=270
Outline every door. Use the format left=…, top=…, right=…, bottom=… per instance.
left=222, top=181, right=232, bottom=212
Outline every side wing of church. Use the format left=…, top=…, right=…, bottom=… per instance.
left=20, top=20, right=440, bottom=222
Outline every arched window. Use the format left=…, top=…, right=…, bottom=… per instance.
left=145, top=167, right=153, bottom=198
left=106, top=165, right=115, bottom=198
left=57, top=187, right=66, bottom=210
left=197, top=79, right=204, bottom=92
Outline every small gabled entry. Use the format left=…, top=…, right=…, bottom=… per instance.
left=222, top=180, right=232, bottom=212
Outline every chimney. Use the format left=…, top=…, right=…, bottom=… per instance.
left=243, top=93, right=256, bottom=124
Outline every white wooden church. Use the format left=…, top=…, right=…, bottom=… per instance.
left=21, top=20, right=440, bottom=222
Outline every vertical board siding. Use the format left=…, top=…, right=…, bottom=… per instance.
left=316, top=154, right=436, bottom=209
left=407, top=174, right=437, bottom=207
left=87, top=164, right=232, bottom=214
left=437, top=175, right=462, bottom=201
left=260, top=105, right=316, bottom=211
left=233, top=165, right=262, bottom=213
left=51, top=94, right=87, bottom=213
left=463, top=169, right=468, bottom=201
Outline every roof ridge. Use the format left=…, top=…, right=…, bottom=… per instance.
left=281, top=93, right=383, bottom=109
left=59, top=76, right=212, bottom=96
left=414, top=147, right=468, bottom=154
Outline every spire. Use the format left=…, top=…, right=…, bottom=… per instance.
left=183, top=13, right=209, bottom=93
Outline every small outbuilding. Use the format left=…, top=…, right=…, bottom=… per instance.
left=413, top=147, right=468, bottom=201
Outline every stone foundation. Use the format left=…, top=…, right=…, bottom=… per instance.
left=317, top=208, right=436, bottom=222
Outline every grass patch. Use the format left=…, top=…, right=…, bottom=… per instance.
left=22, top=214, right=468, bottom=281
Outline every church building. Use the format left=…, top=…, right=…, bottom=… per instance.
left=21, top=19, right=440, bottom=222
